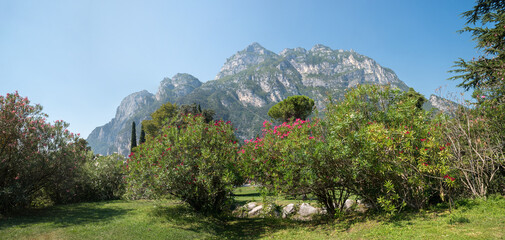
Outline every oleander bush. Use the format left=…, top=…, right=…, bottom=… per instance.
left=125, top=114, right=242, bottom=214
left=0, top=92, right=89, bottom=212
left=242, top=85, right=455, bottom=217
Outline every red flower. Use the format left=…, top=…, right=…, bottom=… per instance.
left=423, top=162, right=428, bottom=166
left=420, top=138, right=426, bottom=142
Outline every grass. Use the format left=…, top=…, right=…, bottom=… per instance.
left=1, top=193, right=504, bottom=239
left=233, top=186, right=318, bottom=206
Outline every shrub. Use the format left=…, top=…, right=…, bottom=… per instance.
left=441, top=93, right=504, bottom=198
left=0, top=92, right=88, bottom=212
left=125, top=114, right=241, bottom=214
left=76, top=153, right=126, bottom=201
left=324, top=85, right=453, bottom=212
left=240, top=118, right=322, bottom=196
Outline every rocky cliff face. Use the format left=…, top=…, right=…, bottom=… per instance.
left=87, top=74, right=202, bottom=156
left=426, top=94, right=459, bottom=113
left=156, top=73, right=202, bottom=102
left=215, top=42, right=277, bottom=80
left=88, top=43, right=413, bottom=155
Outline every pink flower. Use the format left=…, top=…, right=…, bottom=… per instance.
left=481, top=95, right=486, bottom=99
left=308, top=136, right=314, bottom=139
left=420, top=138, right=426, bottom=142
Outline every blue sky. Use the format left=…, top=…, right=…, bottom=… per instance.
left=1, top=0, right=477, bottom=138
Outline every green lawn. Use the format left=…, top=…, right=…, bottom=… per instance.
left=233, top=186, right=318, bottom=206
left=1, top=193, right=504, bottom=239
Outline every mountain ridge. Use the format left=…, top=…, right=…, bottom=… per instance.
left=87, top=43, right=427, bottom=156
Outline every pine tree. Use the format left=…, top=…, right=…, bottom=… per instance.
left=130, top=121, right=137, bottom=152
left=139, top=124, right=146, bottom=144
left=450, top=0, right=505, bottom=101
left=268, top=95, right=315, bottom=122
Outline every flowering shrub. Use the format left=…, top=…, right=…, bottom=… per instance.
left=125, top=114, right=241, bottom=214
left=324, top=85, right=453, bottom=212
left=241, top=85, right=454, bottom=216
left=0, top=92, right=88, bottom=212
left=241, top=118, right=322, bottom=195
left=240, top=118, right=355, bottom=215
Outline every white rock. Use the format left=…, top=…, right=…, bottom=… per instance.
left=282, top=203, right=296, bottom=218
left=248, top=205, right=263, bottom=217
left=246, top=202, right=257, bottom=211
left=298, top=203, right=318, bottom=217
left=344, top=199, right=356, bottom=211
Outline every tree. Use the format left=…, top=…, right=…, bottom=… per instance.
left=142, top=102, right=178, bottom=137
left=405, top=87, right=427, bottom=109
left=450, top=0, right=505, bottom=100
left=139, top=124, right=146, bottom=144
left=448, top=0, right=505, bottom=197
left=142, top=102, right=214, bottom=138
left=130, top=121, right=137, bottom=153
left=177, top=103, right=214, bottom=124
left=267, top=95, right=315, bottom=122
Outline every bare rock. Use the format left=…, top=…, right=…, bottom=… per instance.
left=248, top=205, right=263, bottom=217
left=282, top=203, right=296, bottom=218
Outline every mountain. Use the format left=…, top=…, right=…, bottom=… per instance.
left=425, top=94, right=460, bottom=113
left=87, top=43, right=412, bottom=156
left=87, top=74, right=202, bottom=155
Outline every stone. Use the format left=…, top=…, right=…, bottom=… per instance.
left=248, top=205, right=263, bottom=217
left=298, top=203, right=319, bottom=217
left=344, top=199, right=356, bottom=211
left=246, top=202, right=257, bottom=211
left=282, top=203, right=296, bottom=218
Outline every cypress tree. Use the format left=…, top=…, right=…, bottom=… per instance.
left=139, top=124, right=146, bottom=144
left=131, top=121, right=137, bottom=152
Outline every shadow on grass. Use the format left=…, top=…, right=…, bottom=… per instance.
left=150, top=203, right=326, bottom=239
left=383, top=198, right=484, bottom=228
left=0, top=201, right=131, bottom=230
left=232, top=192, right=262, bottom=206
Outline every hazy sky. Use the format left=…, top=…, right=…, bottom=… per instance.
left=1, top=0, right=478, bottom=138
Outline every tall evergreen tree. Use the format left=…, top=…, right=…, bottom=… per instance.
left=450, top=0, right=505, bottom=101
left=450, top=0, right=505, bottom=137
left=130, top=121, right=137, bottom=152
left=139, top=124, right=146, bottom=144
